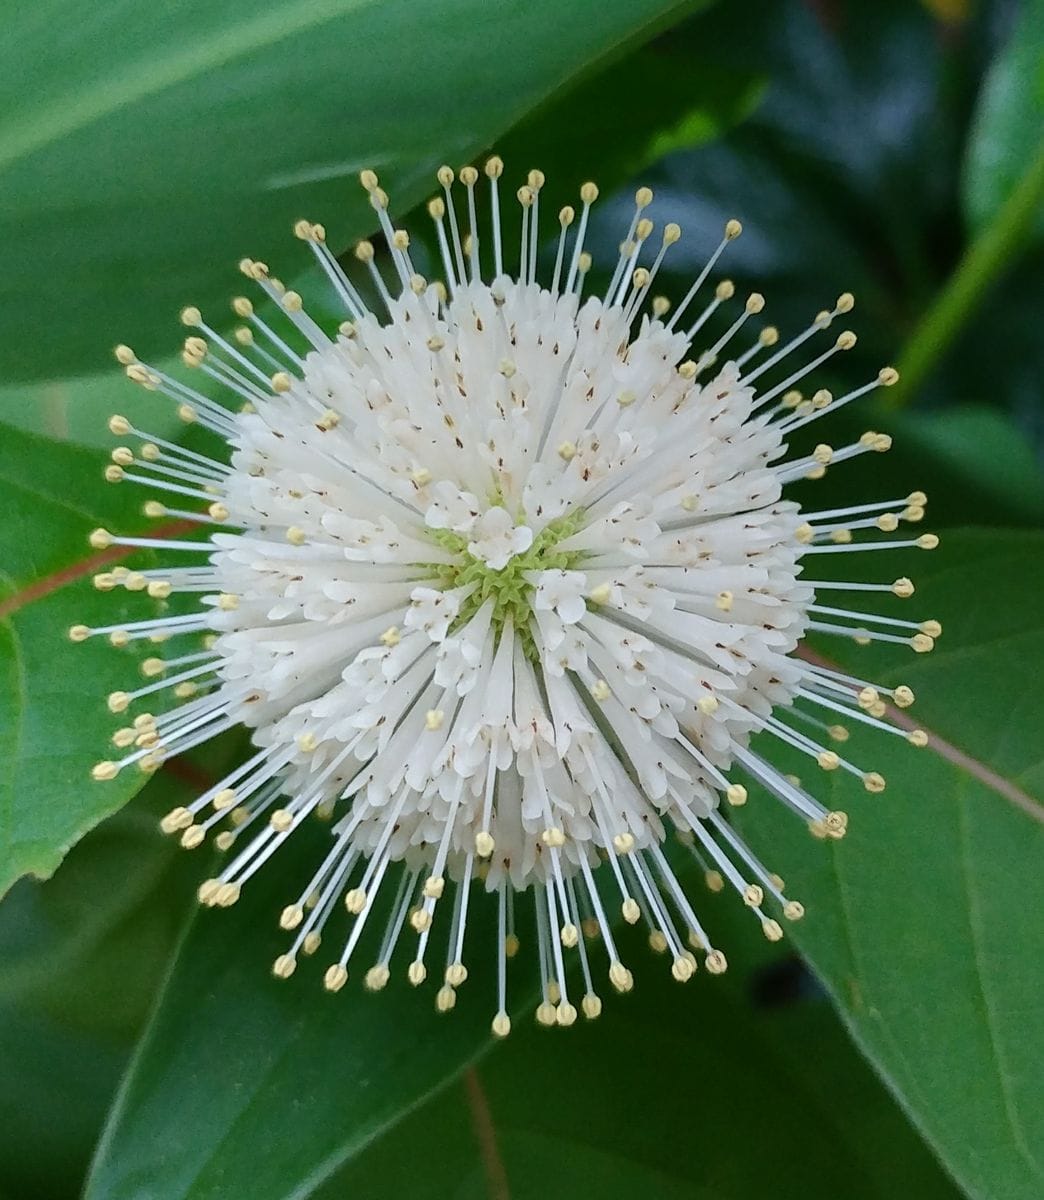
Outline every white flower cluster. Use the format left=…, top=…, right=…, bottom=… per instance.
left=79, top=160, right=938, bottom=1032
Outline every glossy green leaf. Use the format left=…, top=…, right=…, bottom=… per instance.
left=0, top=777, right=201, bottom=1198
left=0, top=0, right=700, bottom=382
left=325, top=921, right=961, bottom=1200
left=0, top=422, right=180, bottom=894
left=85, top=826, right=505, bottom=1200
left=963, top=0, right=1044, bottom=238
left=737, top=528, right=1044, bottom=1200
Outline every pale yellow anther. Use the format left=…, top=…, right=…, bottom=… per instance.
left=445, top=962, right=467, bottom=987
left=498, top=359, right=517, bottom=378
left=907, top=729, right=929, bottom=748
left=893, top=684, right=915, bottom=708
left=815, top=310, right=833, bottom=329
left=763, top=919, right=784, bottom=942
left=325, top=964, right=349, bottom=992
left=88, top=527, right=113, bottom=550
left=391, top=229, right=410, bottom=252
left=828, top=724, right=850, bottom=743
left=269, top=371, right=293, bottom=395
left=91, top=760, right=119, bottom=782
left=715, top=280, right=735, bottom=303
left=112, top=727, right=135, bottom=749
left=588, top=582, right=612, bottom=606
left=434, top=984, right=456, bottom=1013
left=359, top=168, right=379, bottom=192
left=877, top=512, right=899, bottom=532
left=678, top=360, right=698, bottom=379
left=410, top=908, right=432, bottom=933
left=504, top=933, right=520, bottom=958
left=516, top=184, right=533, bottom=208
left=861, top=771, right=887, bottom=795
left=407, top=961, right=427, bottom=987
left=621, top=897, right=641, bottom=924
left=917, top=533, right=940, bottom=550
left=892, top=577, right=915, bottom=598
left=873, top=434, right=893, bottom=452
left=902, top=505, right=925, bottom=522
left=69, top=623, right=91, bottom=643
left=96, top=572, right=119, bottom=590
left=580, top=181, right=599, bottom=204
left=269, top=809, right=294, bottom=833
left=424, top=708, right=445, bottom=732
left=724, top=218, right=742, bottom=240
left=726, top=783, right=747, bottom=806
left=868, top=698, right=887, bottom=716
left=578, top=251, right=592, bottom=273
left=612, top=832, right=635, bottom=854
left=157, top=811, right=195, bottom=843
left=836, top=330, right=857, bottom=351
left=715, top=589, right=734, bottom=612
left=609, top=961, right=633, bottom=992
left=108, top=630, right=130, bottom=648
left=483, top=154, right=505, bottom=180
left=697, top=695, right=719, bottom=716
left=215, top=882, right=241, bottom=907
left=180, top=825, right=205, bottom=850
left=541, top=826, right=565, bottom=848
left=107, top=691, right=130, bottom=715
left=911, top=633, right=935, bottom=653
left=817, top=750, right=840, bottom=771
left=806, top=464, right=827, bottom=481
left=344, top=888, right=367, bottom=915
left=475, top=830, right=495, bottom=858
left=139, top=656, right=164, bottom=678
left=705, top=869, right=724, bottom=893
left=825, top=811, right=849, bottom=838
left=858, top=686, right=880, bottom=709
left=557, top=441, right=577, bottom=462
left=783, top=900, right=805, bottom=922
left=835, top=292, right=855, bottom=314
left=302, top=932, right=321, bottom=956
left=590, top=678, right=611, bottom=702
left=635, top=217, right=654, bottom=241
left=648, top=929, right=668, bottom=954
left=560, top=922, right=579, bottom=948
left=669, top=955, right=693, bottom=982
left=617, top=388, right=637, bottom=408
left=354, top=239, right=375, bottom=263
left=705, top=950, right=728, bottom=974
left=582, top=993, right=602, bottom=1019
left=795, top=523, right=815, bottom=544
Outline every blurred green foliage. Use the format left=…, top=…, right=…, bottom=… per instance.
left=1, top=0, right=1042, bottom=1198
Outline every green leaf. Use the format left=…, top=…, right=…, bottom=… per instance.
left=325, top=923, right=962, bottom=1200
left=0, top=775, right=203, bottom=1198
left=85, top=826, right=504, bottom=1200
left=0, top=422, right=183, bottom=895
left=86, top=825, right=963, bottom=1200
left=737, top=528, right=1044, bottom=1200
left=0, top=0, right=699, bottom=382
left=963, top=0, right=1044, bottom=239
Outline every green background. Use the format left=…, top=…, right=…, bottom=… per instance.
left=0, top=0, right=1042, bottom=1198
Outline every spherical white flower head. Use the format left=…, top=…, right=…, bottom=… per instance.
left=84, top=162, right=937, bottom=1031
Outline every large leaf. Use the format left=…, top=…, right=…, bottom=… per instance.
left=0, top=777, right=201, bottom=1198
left=86, top=835, right=962, bottom=1200
left=962, top=0, right=1044, bottom=239
left=85, top=827, right=505, bottom=1200
left=324, top=920, right=962, bottom=1200
left=0, top=0, right=700, bottom=381
left=0, top=422, right=183, bottom=894
left=738, top=528, right=1044, bottom=1200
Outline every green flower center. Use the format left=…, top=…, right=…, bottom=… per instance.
left=427, top=510, right=587, bottom=657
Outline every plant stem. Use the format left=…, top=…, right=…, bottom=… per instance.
left=885, top=131, right=1044, bottom=410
